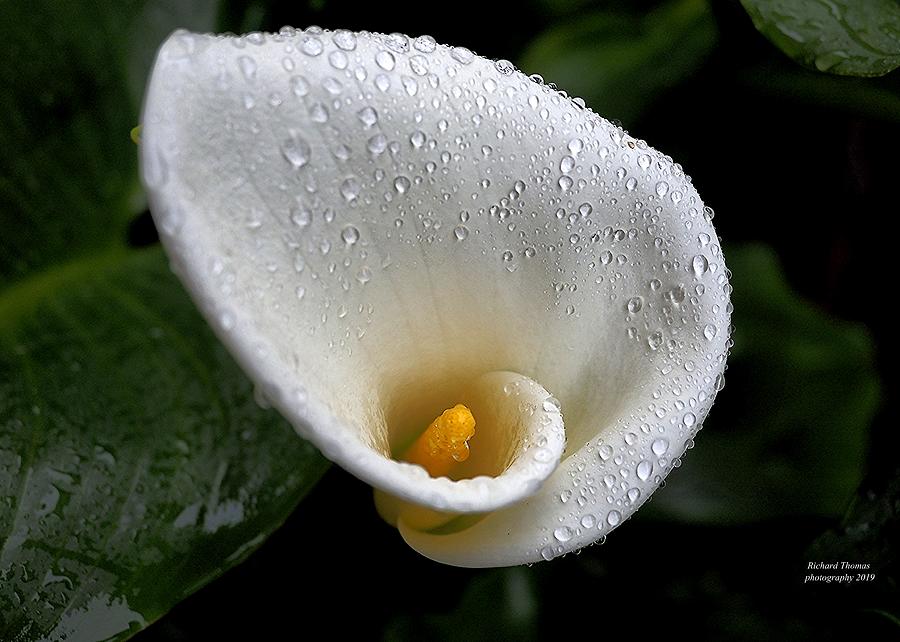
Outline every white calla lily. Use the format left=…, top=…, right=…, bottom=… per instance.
left=140, top=26, right=731, bottom=567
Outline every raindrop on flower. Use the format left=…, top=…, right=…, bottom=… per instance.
left=376, top=50, right=395, bottom=70
left=636, top=460, right=653, bottom=481
left=300, top=35, right=323, bottom=56
left=237, top=55, right=257, bottom=81
left=652, top=438, right=670, bottom=456
left=553, top=526, right=573, bottom=542
left=413, top=35, right=437, bottom=53
left=341, top=225, right=360, bottom=246
left=394, top=176, right=411, bottom=194
left=357, top=106, right=378, bottom=128
left=450, top=46, right=474, bottom=64
left=340, top=177, right=360, bottom=201
left=281, top=132, right=311, bottom=169
left=410, top=130, right=426, bottom=148
left=332, top=29, right=357, bottom=51
left=692, top=254, right=709, bottom=277
left=494, top=59, right=514, bottom=75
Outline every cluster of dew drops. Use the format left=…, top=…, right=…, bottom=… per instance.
left=158, top=25, right=730, bottom=362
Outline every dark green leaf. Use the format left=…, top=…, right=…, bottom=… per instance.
left=0, top=248, right=329, bottom=640
left=517, top=0, right=717, bottom=125
left=0, top=2, right=329, bottom=639
left=647, top=245, right=880, bottom=523
left=740, top=0, right=900, bottom=76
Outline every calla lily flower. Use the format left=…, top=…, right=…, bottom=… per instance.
left=139, top=26, right=731, bottom=567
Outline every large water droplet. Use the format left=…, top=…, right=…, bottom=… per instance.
left=692, top=254, right=709, bottom=277
left=332, top=29, right=357, bottom=51
left=357, top=106, right=378, bottom=128
left=376, top=50, right=395, bottom=70
left=300, top=35, right=323, bottom=56
left=636, top=460, right=653, bottom=481
left=413, top=35, right=437, bottom=53
left=341, top=225, right=360, bottom=246
left=340, top=177, right=361, bottom=201
left=394, top=176, right=411, bottom=194
left=451, top=46, right=474, bottom=64
left=651, top=438, right=669, bottom=456
left=281, top=133, right=311, bottom=169
left=554, top=526, right=573, bottom=542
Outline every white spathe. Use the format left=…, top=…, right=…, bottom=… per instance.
left=140, top=26, right=731, bottom=567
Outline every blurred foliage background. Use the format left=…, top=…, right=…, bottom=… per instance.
left=1, top=0, right=898, bottom=640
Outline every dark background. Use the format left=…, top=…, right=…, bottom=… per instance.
left=123, top=0, right=899, bottom=640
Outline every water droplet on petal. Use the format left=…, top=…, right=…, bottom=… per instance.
left=281, top=132, right=311, bottom=169
left=340, top=177, right=360, bottom=201
left=376, top=50, right=395, bottom=70
left=394, top=176, right=411, bottom=194
left=357, top=106, right=378, bottom=128
left=290, top=75, right=310, bottom=96
left=341, top=225, right=360, bottom=245
left=494, top=59, right=514, bottom=75
left=451, top=46, right=474, bottom=64
left=300, top=35, right=323, bottom=56
left=367, top=134, right=387, bottom=155
left=413, top=35, right=437, bottom=53
left=652, top=438, right=669, bottom=456
left=328, top=50, right=348, bottom=70
left=554, top=526, right=573, bottom=542
left=237, top=55, right=257, bottom=81
left=636, top=460, right=653, bottom=481
left=692, top=254, right=709, bottom=277
left=410, top=130, right=426, bottom=148
left=332, top=29, right=357, bottom=51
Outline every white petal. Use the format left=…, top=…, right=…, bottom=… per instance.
left=140, top=27, right=731, bottom=565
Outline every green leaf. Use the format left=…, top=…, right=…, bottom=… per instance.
left=740, top=0, right=900, bottom=76
left=517, top=0, right=717, bottom=125
left=647, top=245, right=880, bottom=523
left=0, top=1, right=329, bottom=639
left=0, top=249, right=329, bottom=640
